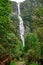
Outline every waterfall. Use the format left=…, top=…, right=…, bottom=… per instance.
left=10, top=0, right=25, bottom=47
left=18, top=3, right=25, bottom=47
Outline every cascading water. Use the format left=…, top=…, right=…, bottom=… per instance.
left=18, top=3, right=25, bottom=47
left=10, top=0, right=25, bottom=47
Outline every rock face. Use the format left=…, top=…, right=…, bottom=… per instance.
left=10, top=0, right=43, bottom=34
left=20, top=0, right=43, bottom=33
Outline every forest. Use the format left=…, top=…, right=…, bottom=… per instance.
left=0, top=0, right=43, bottom=65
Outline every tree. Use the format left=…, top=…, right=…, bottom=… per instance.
left=0, top=0, right=23, bottom=61
left=24, top=33, right=41, bottom=63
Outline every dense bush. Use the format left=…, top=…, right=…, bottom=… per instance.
left=24, top=33, right=41, bottom=65
left=0, top=0, right=23, bottom=60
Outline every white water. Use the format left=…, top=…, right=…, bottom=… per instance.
left=10, top=0, right=25, bottom=3
left=10, top=0, right=25, bottom=47
left=18, top=3, right=25, bottom=47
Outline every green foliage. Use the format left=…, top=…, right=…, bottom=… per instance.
left=0, top=0, right=12, bottom=16
left=0, top=0, right=43, bottom=64
left=0, top=0, right=23, bottom=60
left=32, top=6, right=43, bottom=30
left=0, top=0, right=12, bottom=57
left=24, top=33, right=41, bottom=64
left=27, top=49, right=36, bottom=59
left=21, top=0, right=43, bottom=33
left=29, top=62, right=39, bottom=65
left=10, top=61, right=17, bottom=65
left=36, top=27, right=43, bottom=42
left=34, top=6, right=43, bottom=17
left=25, top=33, right=41, bottom=54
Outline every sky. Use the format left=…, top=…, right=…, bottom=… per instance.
left=10, top=0, right=25, bottom=3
